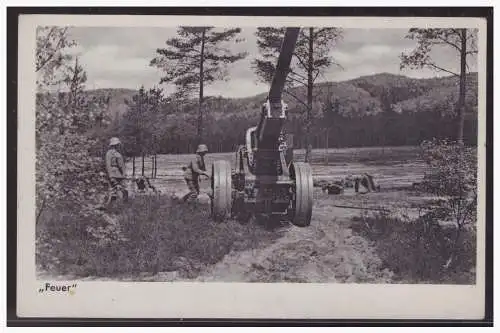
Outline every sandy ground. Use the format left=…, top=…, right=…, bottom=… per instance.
left=187, top=188, right=427, bottom=283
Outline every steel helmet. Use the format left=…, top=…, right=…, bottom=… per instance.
left=109, top=137, right=121, bottom=146
left=196, top=144, right=208, bottom=153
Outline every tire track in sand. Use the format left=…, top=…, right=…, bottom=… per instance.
left=196, top=195, right=395, bottom=283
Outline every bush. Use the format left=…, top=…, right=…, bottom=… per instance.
left=36, top=196, right=281, bottom=279
left=36, top=132, right=109, bottom=219
left=419, top=139, right=477, bottom=267
left=351, top=212, right=476, bottom=283
left=420, top=138, right=477, bottom=200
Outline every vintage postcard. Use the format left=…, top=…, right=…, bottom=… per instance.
left=17, top=13, right=487, bottom=319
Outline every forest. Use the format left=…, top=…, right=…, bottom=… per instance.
left=37, top=71, right=478, bottom=157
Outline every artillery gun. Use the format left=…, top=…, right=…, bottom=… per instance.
left=210, top=28, right=314, bottom=227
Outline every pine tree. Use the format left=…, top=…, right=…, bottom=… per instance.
left=122, top=86, right=167, bottom=156
left=150, top=27, right=247, bottom=144
left=253, top=27, right=343, bottom=162
left=400, top=28, right=478, bottom=144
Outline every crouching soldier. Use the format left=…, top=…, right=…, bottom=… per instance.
left=182, top=144, right=211, bottom=202
left=105, top=137, right=128, bottom=204
left=354, top=173, right=380, bottom=193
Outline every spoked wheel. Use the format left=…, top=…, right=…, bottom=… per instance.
left=289, top=162, right=313, bottom=227
left=210, top=160, right=232, bottom=222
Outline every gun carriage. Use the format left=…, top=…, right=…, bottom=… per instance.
left=210, top=28, right=314, bottom=227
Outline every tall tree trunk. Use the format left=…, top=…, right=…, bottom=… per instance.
left=198, top=28, right=206, bottom=145
left=457, top=28, right=467, bottom=145
left=325, top=128, right=329, bottom=165
left=305, top=27, right=314, bottom=163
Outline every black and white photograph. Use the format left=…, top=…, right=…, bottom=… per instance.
left=15, top=12, right=488, bottom=320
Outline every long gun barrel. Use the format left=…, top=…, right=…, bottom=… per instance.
left=268, top=27, right=300, bottom=105
left=256, top=27, right=300, bottom=148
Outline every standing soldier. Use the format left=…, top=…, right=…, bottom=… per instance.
left=105, top=137, right=128, bottom=204
left=182, top=144, right=211, bottom=202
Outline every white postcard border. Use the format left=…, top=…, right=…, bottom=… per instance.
left=17, top=14, right=488, bottom=319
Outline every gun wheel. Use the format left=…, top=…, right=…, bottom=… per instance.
left=211, top=160, right=232, bottom=222
left=289, top=162, right=313, bottom=227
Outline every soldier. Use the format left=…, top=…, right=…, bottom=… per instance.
left=182, top=144, right=211, bottom=202
left=105, top=137, right=128, bottom=204
left=354, top=173, right=380, bottom=193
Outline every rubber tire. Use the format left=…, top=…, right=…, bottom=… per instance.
left=290, top=162, right=313, bottom=227
left=211, top=160, right=232, bottom=222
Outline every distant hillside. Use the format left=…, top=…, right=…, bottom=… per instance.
left=37, top=72, right=478, bottom=153
left=78, top=72, right=478, bottom=122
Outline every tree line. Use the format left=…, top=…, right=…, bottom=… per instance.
left=108, top=79, right=477, bottom=157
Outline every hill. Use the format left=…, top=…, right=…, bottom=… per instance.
left=81, top=72, right=478, bottom=122
left=36, top=72, right=478, bottom=154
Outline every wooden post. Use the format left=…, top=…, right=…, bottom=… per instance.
left=154, top=154, right=157, bottom=178
left=151, top=156, right=154, bottom=179
left=142, top=154, right=145, bottom=176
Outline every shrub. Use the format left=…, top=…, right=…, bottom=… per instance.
left=36, top=132, right=109, bottom=220
left=420, top=138, right=477, bottom=201
left=351, top=211, right=476, bottom=283
left=419, top=139, right=477, bottom=267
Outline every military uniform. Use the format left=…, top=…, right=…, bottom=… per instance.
left=105, top=138, right=128, bottom=203
left=354, top=173, right=379, bottom=193
left=182, top=145, right=210, bottom=202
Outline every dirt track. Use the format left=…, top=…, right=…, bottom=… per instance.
left=191, top=187, right=431, bottom=283
left=195, top=195, right=392, bottom=283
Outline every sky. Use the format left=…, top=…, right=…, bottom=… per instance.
left=66, top=27, right=476, bottom=98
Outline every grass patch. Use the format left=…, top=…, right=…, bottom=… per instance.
left=36, top=195, right=282, bottom=279
left=350, top=212, right=476, bottom=284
